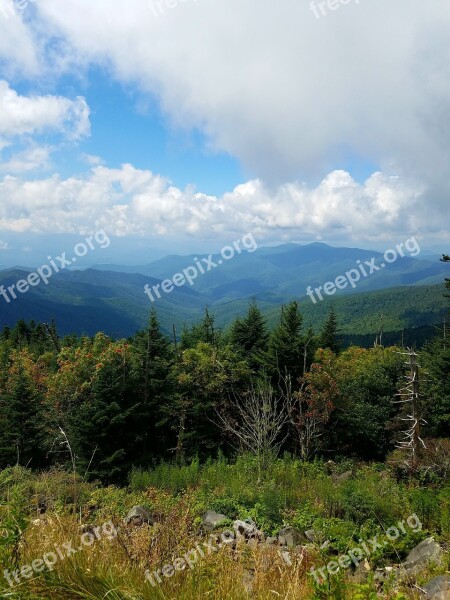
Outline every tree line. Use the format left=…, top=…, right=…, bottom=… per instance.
left=0, top=297, right=448, bottom=483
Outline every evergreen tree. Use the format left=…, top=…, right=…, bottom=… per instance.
left=171, top=342, right=250, bottom=463
left=441, top=254, right=450, bottom=296
left=422, top=336, right=450, bottom=438
left=0, top=362, right=45, bottom=468
left=133, top=309, right=174, bottom=463
left=181, top=308, right=220, bottom=349
left=68, top=341, right=140, bottom=483
left=319, top=308, right=340, bottom=354
left=267, top=301, right=303, bottom=381
left=230, top=299, right=269, bottom=372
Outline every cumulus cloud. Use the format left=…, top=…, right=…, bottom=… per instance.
left=0, top=146, right=51, bottom=173
left=1, top=1, right=449, bottom=246
left=0, top=3, right=39, bottom=77
left=24, top=0, right=450, bottom=186
left=0, top=164, right=444, bottom=245
left=80, top=153, right=104, bottom=166
left=0, top=80, right=90, bottom=140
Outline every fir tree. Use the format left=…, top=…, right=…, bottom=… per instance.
left=68, top=342, right=140, bottom=483
left=267, top=301, right=303, bottom=381
left=0, top=363, right=45, bottom=468
left=230, top=299, right=269, bottom=372
left=133, top=309, right=174, bottom=463
left=181, top=308, right=219, bottom=349
left=319, top=308, right=340, bottom=354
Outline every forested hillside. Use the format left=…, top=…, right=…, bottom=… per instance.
left=0, top=295, right=449, bottom=598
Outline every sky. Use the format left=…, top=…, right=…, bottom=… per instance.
left=0, top=0, right=449, bottom=267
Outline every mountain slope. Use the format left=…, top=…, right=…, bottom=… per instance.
left=0, top=265, right=447, bottom=342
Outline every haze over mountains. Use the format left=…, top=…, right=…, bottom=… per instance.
left=0, top=242, right=447, bottom=341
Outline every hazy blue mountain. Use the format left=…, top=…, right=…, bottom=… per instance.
left=91, top=242, right=447, bottom=300
left=1, top=243, right=448, bottom=340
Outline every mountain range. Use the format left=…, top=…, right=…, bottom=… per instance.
left=0, top=242, right=448, bottom=343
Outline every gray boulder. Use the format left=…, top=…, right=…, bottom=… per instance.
left=234, top=519, right=257, bottom=538
left=424, top=575, right=450, bottom=599
left=124, top=505, right=153, bottom=526
left=400, top=538, right=443, bottom=578
left=279, top=550, right=293, bottom=566
left=265, top=536, right=278, bottom=545
left=203, top=510, right=228, bottom=531
left=233, top=518, right=265, bottom=541
left=305, top=528, right=325, bottom=544
left=277, top=526, right=307, bottom=548
left=332, top=470, right=352, bottom=483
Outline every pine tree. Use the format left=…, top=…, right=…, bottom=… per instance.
left=181, top=308, right=219, bottom=349
left=0, top=362, right=45, bottom=468
left=267, top=301, right=303, bottom=381
left=133, top=309, right=174, bottom=463
left=230, top=299, right=269, bottom=372
left=319, top=308, right=340, bottom=354
left=68, top=341, right=140, bottom=483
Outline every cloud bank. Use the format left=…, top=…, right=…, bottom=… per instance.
left=0, top=0, right=449, bottom=246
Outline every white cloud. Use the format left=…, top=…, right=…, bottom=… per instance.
left=0, top=3, right=39, bottom=77
left=0, top=81, right=90, bottom=140
left=0, top=164, right=444, bottom=245
left=80, top=153, right=104, bottom=166
left=0, top=1, right=449, bottom=245
left=0, top=146, right=51, bottom=173
left=0, top=239, right=10, bottom=250
left=25, top=0, right=450, bottom=188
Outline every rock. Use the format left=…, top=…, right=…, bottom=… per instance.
left=124, top=505, right=153, bottom=526
left=242, top=569, right=254, bottom=593
left=293, top=545, right=308, bottom=557
left=279, top=550, right=293, bottom=566
left=424, top=575, right=450, bottom=599
left=203, top=510, right=228, bottom=531
left=247, top=538, right=259, bottom=548
left=277, top=526, right=307, bottom=548
left=400, top=538, right=443, bottom=578
left=332, top=470, right=352, bottom=483
left=352, top=559, right=371, bottom=583
left=233, top=519, right=258, bottom=539
left=265, top=536, right=278, bottom=545
left=305, top=529, right=325, bottom=544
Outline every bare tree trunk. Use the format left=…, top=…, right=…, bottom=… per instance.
left=394, top=348, right=426, bottom=472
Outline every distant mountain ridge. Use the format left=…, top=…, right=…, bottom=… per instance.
left=0, top=242, right=447, bottom=341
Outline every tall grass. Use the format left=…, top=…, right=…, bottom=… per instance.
left=0, top=457, right=447, bottom=599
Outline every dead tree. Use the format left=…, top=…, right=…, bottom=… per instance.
left=215, top=380, right=293, bottom=478
left=394, top=348, right=426, bottom=471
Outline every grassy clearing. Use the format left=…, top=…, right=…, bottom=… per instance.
left=0, top=457, right=448, bottom=599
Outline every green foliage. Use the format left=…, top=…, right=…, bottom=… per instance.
left=230, top=298, right=269, bottom=371
left=130, top=458, right=201, bottom=494
left=319, top=308, right=340, bottom=354
left=267, top=300, right=304, bottom=380
left=0, top=353, right=46, bottom=468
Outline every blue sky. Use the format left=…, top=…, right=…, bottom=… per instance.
left=0, top=0, right=449, bottom=268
